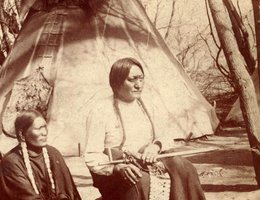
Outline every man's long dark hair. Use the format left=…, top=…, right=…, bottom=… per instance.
left=109, top=57, right=144, bottom=94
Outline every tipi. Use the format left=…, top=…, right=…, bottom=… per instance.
left=0, top=0, right=219, bottom=155
left=225, top=71, right=260, bottom=125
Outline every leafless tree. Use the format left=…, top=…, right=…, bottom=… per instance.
left=252, top=0, right=260, bottom=90
left=224, top=0, right=255, bottom=74
left=0, top=0, right=20, bottom=66
left=164, top=0, right=177, bottom=40
left=208, top=0, right=260, bottom=185
left=0, top=0, right=12, bottom=54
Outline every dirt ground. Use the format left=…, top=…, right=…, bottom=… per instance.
left=65, top=127, right=260, bottom=200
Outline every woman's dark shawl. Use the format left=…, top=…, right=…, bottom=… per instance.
left=0, top=145, right=81, bottom=200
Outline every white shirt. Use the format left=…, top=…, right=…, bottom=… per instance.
left=117, top=99, right=153, bottom=152
left=84, top=96, right=173, bottom=175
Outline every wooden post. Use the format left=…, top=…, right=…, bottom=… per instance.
left=78, top=143, right=81, bottom=157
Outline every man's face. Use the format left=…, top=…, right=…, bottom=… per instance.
left=117, top=65, right=144, bottom=102
left=24, top=117, right=48, bottom=147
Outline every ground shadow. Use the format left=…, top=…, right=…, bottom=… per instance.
left=202, top=184, right=259, bottom=192
left=187, top=149, right=253, bottom=166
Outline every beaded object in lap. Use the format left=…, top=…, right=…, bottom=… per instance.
left=148, top=161, right=171, bottom=200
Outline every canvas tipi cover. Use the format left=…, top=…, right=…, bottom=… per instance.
left=0, top=0, right=219, bottom=155
left=225, top=71, right=260, bottom=124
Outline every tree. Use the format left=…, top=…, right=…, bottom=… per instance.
left=0, top=0, right=20, bottom=67
left=208, top=0, right=260, bottom=185
left=224, top=0, right=255, bottom=74
left=164, top=0, right=177, bottom=41
left=0, top=0, right=12, bottom=54
left=252, top=0, right=260, bottom=89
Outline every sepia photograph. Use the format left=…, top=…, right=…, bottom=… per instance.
left=0, top=0, right=259, bottom=199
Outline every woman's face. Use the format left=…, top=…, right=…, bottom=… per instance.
left=117, top=65, right=144, bottom=102
left=24, top=117, right=48, bottom=148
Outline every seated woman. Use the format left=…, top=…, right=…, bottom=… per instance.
left=84, top=57, right=206, bottom=200
left=0, top=110, right=81, bottom=200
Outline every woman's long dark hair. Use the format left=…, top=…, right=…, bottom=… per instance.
left=109, top=57, right=144, bottom=94
left=15, top=110, right=44, bottom=141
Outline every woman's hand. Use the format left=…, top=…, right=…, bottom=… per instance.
left=113, top=163, right=142, bottom=185
left=140, top=143, right=160, bottom=164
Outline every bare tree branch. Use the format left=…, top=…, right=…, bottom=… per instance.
left=152, top=0, right=162, bottom=27
left=0, top=0, right=12, bottom=54
left=197, top=27, right=215, bottom=59
left=164, top=0, right=177, bottom=40
left=245, top=14, right=256, bottom=44
left=205, top=0, right=220, bottom=49
left=237, top=0, right=242, bottom=18
left=224, top=0, right=256, bottom=74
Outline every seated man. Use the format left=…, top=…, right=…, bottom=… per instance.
left=85, top=57, right=206, bottom=200
left=0, top=109, right=81, bottom=200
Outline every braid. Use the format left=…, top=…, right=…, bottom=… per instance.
left=113, top=97, right=126, bottom=148
left=21, top=144, right=55, bottom=195
left=137, top=98, right=155, bottom=140
left=43, top=147, right=55, bottom=191
left=21, top=142, right=39, bottom=194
